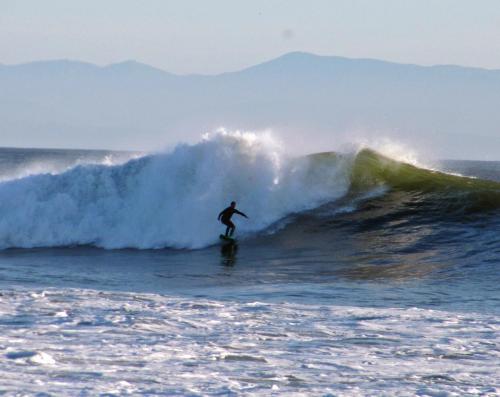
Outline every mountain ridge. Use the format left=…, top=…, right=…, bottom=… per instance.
left=1, top=52, right=499, bottom=159
left=3, top=51, right=500, bottom=76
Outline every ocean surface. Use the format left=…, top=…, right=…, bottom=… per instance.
left=0, top=133, right=499, bottom=396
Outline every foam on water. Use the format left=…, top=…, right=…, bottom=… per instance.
left=1, top=132, right=498, bottom=250
left=0, top=287, right=498, bottom=396
left=0, top=131, right=352, bottom=249
left=0, top=141, right=498, bottom=396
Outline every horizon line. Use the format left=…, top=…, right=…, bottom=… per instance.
left=0, top=144, right=496, bottom=163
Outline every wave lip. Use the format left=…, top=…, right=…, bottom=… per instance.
left=347, top=149, right=500, bottom=213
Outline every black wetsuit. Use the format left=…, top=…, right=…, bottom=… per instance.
left=218, top=207, right=248, bottom=236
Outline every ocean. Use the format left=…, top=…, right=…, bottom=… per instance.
left=0, top=132, right=499, bottom=396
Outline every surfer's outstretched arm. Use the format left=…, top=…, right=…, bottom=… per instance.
left=235, top=209, right=248, bottom=218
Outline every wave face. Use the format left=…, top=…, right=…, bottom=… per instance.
left=0, top=133, right=499, bottom=250
left=347, top=149, right=500, bottom=214
left=0, top=132, right=352, bottom=249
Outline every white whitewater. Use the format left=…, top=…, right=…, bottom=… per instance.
left=1, top=288, right=498, bottom=396
left=0, top=131, right=352, bottom=249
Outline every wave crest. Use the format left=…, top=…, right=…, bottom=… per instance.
left=0, top=132, right=351, bottom=249
left=0, top=133, right=498, bottom=250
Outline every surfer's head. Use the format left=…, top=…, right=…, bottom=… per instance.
left=230, top=201, right=236, bottom=208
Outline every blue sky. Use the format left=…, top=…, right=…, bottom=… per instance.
left=1, top=0, right=500, bottom=74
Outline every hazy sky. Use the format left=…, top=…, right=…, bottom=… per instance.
left=1, top=0, right=500, bottom=74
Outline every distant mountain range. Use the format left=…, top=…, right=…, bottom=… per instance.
left=1, top=52, right=499, bottom=159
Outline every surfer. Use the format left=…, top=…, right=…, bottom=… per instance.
left=218, top=201, right=248, bottom=237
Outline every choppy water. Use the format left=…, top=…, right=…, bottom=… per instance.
left=1, top=289, right=498, bottom=396
left=0, top=135, right=499, bottom=395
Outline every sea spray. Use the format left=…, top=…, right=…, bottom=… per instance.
left=0, top=149, right=138, bottom=182
left=0, top=131, right=351, bottom=249
left=2, top=132, right=497, bottom=250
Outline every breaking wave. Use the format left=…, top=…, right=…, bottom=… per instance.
left=0, top=132, right=498, bottom=249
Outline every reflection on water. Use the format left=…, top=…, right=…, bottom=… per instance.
left=335, top=261, right=446, bottom=282
left=220, top=242, right=238, bottom=267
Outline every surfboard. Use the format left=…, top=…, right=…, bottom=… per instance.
left=219, top=234, right=236, bottom=243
